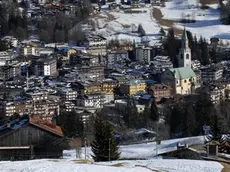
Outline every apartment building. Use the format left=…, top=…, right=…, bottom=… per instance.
left=135, top=45, right=152, bottom=64
left=35, top=57, right=57, bottom=76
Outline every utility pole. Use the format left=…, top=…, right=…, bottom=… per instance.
left=156, top=123, right=159, bottom=159
left=84, top=138, right=87, bottom=160
left=109, top=138, right=111, bottom=162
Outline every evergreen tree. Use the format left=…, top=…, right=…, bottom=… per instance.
left=91, top=116, right=120, bottom=162
left=163, top=28, right=180, bottom=67
left=137, top=24, right=146, bottom=37
left=201, top=39, right=210, bottom=65
left=123, top=97, right=139, bottom=128
left=58, top=111, right=84, bottom=138
left=210, top=47, right=217, bottom=63
left=184, top=104, right=197, bottom=137
left=194, top=89, right=214, bottom=134
left=159, top=27, right=166, bottom=41
left=150, top=99, right=159, bottom=122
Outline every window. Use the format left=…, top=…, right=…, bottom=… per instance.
left=186, top=54, right=190, bottom=59
left=184, top=79, right=187, bottom=83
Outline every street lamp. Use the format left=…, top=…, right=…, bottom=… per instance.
left=109, top=138, right=111, bottom=162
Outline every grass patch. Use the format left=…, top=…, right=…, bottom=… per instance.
left=110, top=163, right=126, bottom=167
left=74, top=160, right=93, bottom=164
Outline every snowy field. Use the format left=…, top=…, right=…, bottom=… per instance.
left=157, top=0, right=230, bottom=41
left=63, top=136, right=205, bottom=160
left=0, top=136, right=224, bottom=172
left=0, top=159, right=223, bottom=172
left=94, top=5, right=161, bottom=45
left=93, top=0, right=230, bottom=43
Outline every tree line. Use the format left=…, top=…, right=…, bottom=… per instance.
left=162, top=28, right=217, bottom=66
left=166, top=89, right=230, bottom=138
left=0, top=1, right=28, bottom=40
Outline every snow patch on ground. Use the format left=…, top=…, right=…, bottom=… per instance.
left=63, top=136, right=205, bottom=160
left=94, top=7, right=161, bottom=44
left=0, top=159, right=223, bottom=172
left=158, top=0, right=230, bottom=41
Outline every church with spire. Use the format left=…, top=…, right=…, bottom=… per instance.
left=161, top=28, right=199, bottom=95
left=178, top=27, right=192, bottom=68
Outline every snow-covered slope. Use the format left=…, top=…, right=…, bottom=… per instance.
left=94, top=0, right=230, bottom=43
left=0, top=159, right=223, bottom=172
left=160, top=0, right=230, bottom=41
left=93, top=6, right=161, bottom=44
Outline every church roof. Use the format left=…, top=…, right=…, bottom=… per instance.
left=169, top=67, right=196, bottom=79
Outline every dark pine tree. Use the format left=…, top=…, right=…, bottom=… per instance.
left=137, top=24, right=146, bottom=37
left=150, top=99, right=159, bottom=122
left=91, top=116, right=120, bottom=162
left=123, top=97, right=139, bottom=128
left=58, top=111, right=84, bottom=138
left=184, top=104, right=197, bottom=137
left=210, top=47, right=217, bottom=63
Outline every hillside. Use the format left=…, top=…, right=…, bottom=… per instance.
left=93, top=0, right=230, bottom=43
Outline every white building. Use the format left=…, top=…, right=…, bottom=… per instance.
left=76, top=94, right=105, bottom=108
left=135, top=45, right=152, bottom=64
left=200, top=65, right=223, bottom=83
left=178, top=28, right=192, bottom=68
left=35, top=57, right=57, bottom=76
left=2, top=36, right=18, bottom=47
left=151, top=56, right=173, bottom=70
left=0, top=51, right=11, bottom=66
left=59, top=88, right=78, bottom=101
left=87, top=35, right=107, bottom=48
left=20, top=45, right=36, bottom=56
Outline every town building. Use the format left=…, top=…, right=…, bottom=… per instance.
left=151, top=56, right=173, bottom=70
left=119, top=80, right=146, bottom=95
left=86, top=35, right=107, bottom=55
left=0, top=51, right=11, bottom=66
left=178, top=28, right=192, bottom=68
left=147, top=84, right=172, bottom=102
left=101, top=79, right=117, bottom=93
left=0, top=65, right=13, bottom=81
left=5, top=96, right=60, bottom=121
left=161, top=67, right=198, bottom=95
left=135, top=45, right=152, bottom=64
left=20, top=45, right=36, bottom=56
left=70, top=54, right=99, bottom=66
left=200, top=65, right=223, bottom=83
left=76, top=93, right=105, bottom=108
left=106, top=51, right=128, bottom=66
left=74, top=66, right=104, bottom=81
left=58, top=88, right=78, bottom=101
left=197, top=84, right=225, bottom=104
left=73, top=81, right=102, bottom=96
left=35, top=57, right=57, bottom=76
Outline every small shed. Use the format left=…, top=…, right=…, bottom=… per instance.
left=206, top=141, right=219, bottom=156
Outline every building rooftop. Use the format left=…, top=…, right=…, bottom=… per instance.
left=169, top=67, right=196, bottom=79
